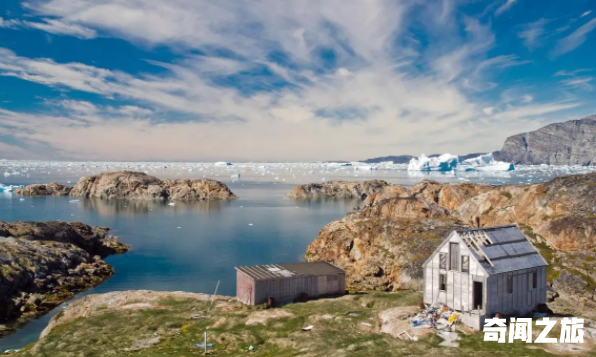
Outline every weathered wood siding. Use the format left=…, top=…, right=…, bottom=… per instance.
left=424, top=233, right=487, bottom=313
left=486, top=265, right=547, bottom=316
left=236, top=270, right=255, bottom=305
left=239, top=272, right=346, bottom=306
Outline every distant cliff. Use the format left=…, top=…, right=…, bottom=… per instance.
left=495, top=115, right=596, bottom=165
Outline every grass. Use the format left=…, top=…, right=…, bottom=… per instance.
left=14, top=291, right=596, bottom=357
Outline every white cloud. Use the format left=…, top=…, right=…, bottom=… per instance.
left=552, top=17, right=596, bottom=57
left=22, top=18, right=97, bottom=39
left=522, top=95, right=533, bottom=103
left=581, top=11, right=592, bottom=18
left=0, top=1, right=586, bottom=160
left=561, top=76, right=594, bottom=91
left=554, top=68, right=592, bottom=76
left=495, top=0, right=518, bottom=16
left=518, top=19, right=547, bottom=50
left=0, top=17, right=22, bottom=29
left=483, top=107, right=495, bottom=115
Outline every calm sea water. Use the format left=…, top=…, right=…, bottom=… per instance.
left=0, top=167, right=587, bottom=350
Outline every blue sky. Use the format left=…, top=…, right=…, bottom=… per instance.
left=0, top=0, right=595, bottom=161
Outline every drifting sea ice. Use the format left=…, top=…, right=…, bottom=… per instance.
left=408, top=154, right=459, bottom=171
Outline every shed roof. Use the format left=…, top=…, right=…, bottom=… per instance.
left=456, top=225, right=547, bottom=275
left=236, top=262, right=345, bottom=281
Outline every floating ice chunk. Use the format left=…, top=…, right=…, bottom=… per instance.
left=408, top=154, right=458, bottom=171
left=168, top=202, right=176, bottom=206
left=69, top=199, right=80, bottom=203
left=214, top=162, right=233, bottom=166
left=231, top=173, right=241, bottom=180
left=459, top=153, right=514, bottom=171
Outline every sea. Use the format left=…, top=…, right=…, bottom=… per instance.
left=1, top=160, right=595, bottom=350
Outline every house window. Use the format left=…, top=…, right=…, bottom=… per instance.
left=507, top=276, right=513, bottom=294
left=532, top=271, right=537, bottom=289
left=449, top=243, right=459, bottom=271
left=439, top=274, right=446, bottom=291
left=461, top=256, right=469, bottom=273
left=439, top=253, right=447, bottom=269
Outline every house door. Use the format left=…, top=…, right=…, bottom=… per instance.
left=473, top=282, right=483, bottom=310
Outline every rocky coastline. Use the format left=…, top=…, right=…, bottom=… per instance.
left=14, top=171, right=238, bottom=201
left=306, top=173, right=596, bottom=316
left=0, top=221, right=128, bottom=333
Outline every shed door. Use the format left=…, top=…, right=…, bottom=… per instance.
left=473, top=281, right=483, bottom=310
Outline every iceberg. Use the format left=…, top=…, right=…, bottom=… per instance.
left=407, top=153, right=514, bottom=172
left=459, top=153, right=514, bottom=171
left=408, top=154, right=458, bottom=171
left=214, top=162, right=232, bottom=166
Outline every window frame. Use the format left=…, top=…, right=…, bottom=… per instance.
left=439, top=253, right=447, bottom=270
left=507, top=275, right=513, bottom=294
left=439, top=274, right=446, bottom=291
left=449, top=242, right=459, bottom=271
left=461, top=255, right=469, bottom=273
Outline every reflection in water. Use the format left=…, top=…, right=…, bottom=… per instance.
left=80, top=198, right=227, bottom=216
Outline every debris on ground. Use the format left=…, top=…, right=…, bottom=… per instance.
left=409, top=302, right=459, bottom=332
left=302, top=325, right=313, bottom=331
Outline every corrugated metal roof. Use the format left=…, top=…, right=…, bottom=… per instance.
left=236, top=262, right=344, bottom=281
left=457, top=225, right=547, bottom=275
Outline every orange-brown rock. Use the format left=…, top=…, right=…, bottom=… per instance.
left=14, top=183, right=72, bottom=196
left=70, top=171, right=237, bottom=201
left=306, top=173, right=596, bottom=308
left=287, top=180, right=390, bottom=200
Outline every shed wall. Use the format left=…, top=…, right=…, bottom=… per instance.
left=486, top=265, right=547, bottom=316
left=244, top=273, right=345, bottom=306
left=423, top=233, right=486, bottom=313
left=236, top=270, right=255, bottom=305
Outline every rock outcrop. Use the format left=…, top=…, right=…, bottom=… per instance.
left=287, top=180, right=390, bottom=199
left=68, top=171, right=237, bottom=201
left=306, top=173, right=596, bottom=309
left=494, top=115, right=596, bottom=165
left=14, top=183, right=72, bottom=196
left=0, top=221, right=128, bottom=324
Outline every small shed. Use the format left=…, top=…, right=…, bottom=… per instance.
left=236, top=262, right=346, bottom=306
left=423, top=225, right=548, bottom=329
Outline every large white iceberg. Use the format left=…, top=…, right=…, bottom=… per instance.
left=407, top=153, right=514, bottom=172
left=459, top=153, right=514, bottom=171
left=408, top=154, right=458, bottom=171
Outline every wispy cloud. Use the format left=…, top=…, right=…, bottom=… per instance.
left=581, top=10, right=592, bottom=18
left=518, top=18, right=548, bottom=50
left=560, top=76, right=594, bottom=91
left=0, top=0, right=587, bottom=160
left=22, top=18, right=97, bottom=39
left=495, top=0, right=518, bottom=16
left=552, top=16, right=596, bottom=57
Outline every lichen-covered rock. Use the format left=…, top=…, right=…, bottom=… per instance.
left=306, top=173, right=596, bottom=311
left=70, top=171, right=237, bottom=201
left=14, top=183, right=72, bottom=196
left=287, top=180, right=390, bottom=200
left=0, top=221, right=128, bottom=323
left=306, top=216, right=466, bottom=291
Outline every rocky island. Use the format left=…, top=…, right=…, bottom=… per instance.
left=0, top=221, right=128, bottom=332
left=287, top=180, right=390, bottom=199
left=306, top=173, right=596, bottom=318
left=15, top=171, right=238, bottom=201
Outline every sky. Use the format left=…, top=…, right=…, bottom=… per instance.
left=0, top=0, right=595, bottom=162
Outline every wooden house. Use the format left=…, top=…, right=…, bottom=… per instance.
left=423, top=225, right=548, bottom=329
left=236, top=262, right=346, bottom=306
